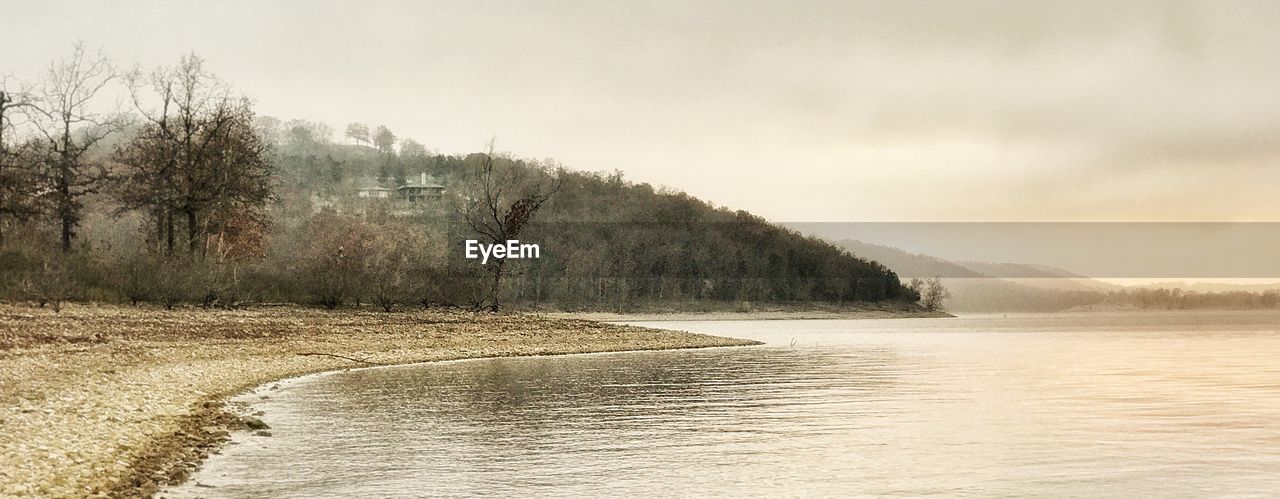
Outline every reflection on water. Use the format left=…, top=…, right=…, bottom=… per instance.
left=174, top=312, right=1280, bottom=497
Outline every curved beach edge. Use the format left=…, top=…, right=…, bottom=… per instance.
left=0, top=305, right=760, bottom=498
left=153, top=343, right=763, bottom=497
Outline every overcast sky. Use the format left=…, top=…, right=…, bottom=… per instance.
left=7, top=0, right=1280, bottom=222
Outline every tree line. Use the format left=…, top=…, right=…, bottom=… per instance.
left=1, top=45, right=920, bottom=312
left=1104, top=287, right=1280, bottom=310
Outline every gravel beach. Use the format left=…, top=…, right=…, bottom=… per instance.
left=0, top=304, right=758, bottom=497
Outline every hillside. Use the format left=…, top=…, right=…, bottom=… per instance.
left=952, top=261, right=1119, bottom=293
left=836, top=240, right=1109, bottom=312
left=292, top=139, right=917, bottom=310
left=2, top=117, right=922, bottom=312
left=1127, top=281, right=1280, bottom=293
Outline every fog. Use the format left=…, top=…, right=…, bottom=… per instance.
left=7, top=0, right=1280, bottom=222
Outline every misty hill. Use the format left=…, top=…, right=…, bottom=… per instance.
left=264, top=132, right=919, bottom=310
left=1126, top=281, right=1280, bottom=293
left=836, top=240, right=1109, bottom=312
left=1, top=106, right=919, bottom=312
left=835, top=240, right=985, bottom=280
left=952, top=261, right=1119, bottom=293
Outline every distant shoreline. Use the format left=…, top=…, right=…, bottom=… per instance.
left=0, top=305, right=758, bottom=497
left=533, top=301, right=949, bottom=321
left=548, top=309, right=952, bottom=322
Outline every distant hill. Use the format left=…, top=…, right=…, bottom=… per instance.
left=953, top=261, right=1119, bottom=293
left=836, top=240, right=1110, bottom=312
left=1127, top=281, right=1280, bottom=293
left=833, top=240, right=985, bottom=279
left=825, top=240, right=1279, bottom=313
left=266, top=137, right=920, bottom=310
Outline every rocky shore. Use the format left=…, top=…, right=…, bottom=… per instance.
left=0, top=304, right=758, bottom=497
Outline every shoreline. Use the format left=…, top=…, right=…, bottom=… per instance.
left=0, top=304, right=759, bottom=497
left=546, top=309, right=952, bottom=322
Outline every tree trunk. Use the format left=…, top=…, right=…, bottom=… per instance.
left=59, top=164, right=72, bottom=253
left=165, top=210, right=175, bottom=255
left=61, top=219, right=72, bottom=252
left=186, top=208, right=198, bottom=254
left=155, top=210, right=164, bottom=251
left=488, top=260, right=505, bottom=312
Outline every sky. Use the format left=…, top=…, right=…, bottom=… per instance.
left=5, top=0, right=1280, bottom=224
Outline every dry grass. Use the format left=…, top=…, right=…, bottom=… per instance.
left=0, top=304, right=757, bottom=497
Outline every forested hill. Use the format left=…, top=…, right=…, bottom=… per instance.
left=264, top=124, right=917, bottom=310
left=518, top=172, right=916, bottom=307
left=0, top=108, right=915, bottom=311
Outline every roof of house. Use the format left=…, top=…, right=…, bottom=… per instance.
left=398, top=180, right=446, bottom=189
left=355, top=177, right=388, bottom=190
left=357, top=175, right=446, bottom=192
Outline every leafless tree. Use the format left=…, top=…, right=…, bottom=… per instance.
left=366, top=226, right=435, bottom=312
left=399, top=138, right=427, bottom=157
left=0, top=76, right=32, bottom=159
left=373, top=125, right=396, bottom=153
left=115, top=54, right=273, bottom=255
left=458, top=140, right=561, bottom=311
left=24, top=42, right=124, bottom=252
left=21, top=254, right=76, bottom=312
left=344, top=122, right=369, bottom=146
left=922, top=276, right=951, bottom=311
left=0, top=76, right=42, bottom=244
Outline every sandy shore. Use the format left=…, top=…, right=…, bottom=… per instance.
left=0, top=304, right=758, bottom=498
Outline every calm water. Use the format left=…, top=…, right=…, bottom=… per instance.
left=172, top=312, right=1280, bottom=498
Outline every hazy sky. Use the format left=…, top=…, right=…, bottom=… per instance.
left=7, top=0, right=1280, bottom=222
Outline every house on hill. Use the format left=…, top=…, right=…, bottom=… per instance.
left=355, top=173, right=445, bottom=202
left=356, top=183, right=393, bottom=198
left=398, top=173, right=446, bottom=202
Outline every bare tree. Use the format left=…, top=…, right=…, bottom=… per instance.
left=458, top=140, right=561, bottom=311
left=253, top=115, right=283, bottom=146
left=373, top=125, right=396, bottom=153
left=922, top=276, right=951, bottom=311
left=366, top=226, right=433, bottom=312
left=280, top=119, right=331, bottom=148
left=0, top=76, right=32, bottom=162
left=0, top=76, right=42, bottom=244
left=114, top=54, right=273, bottom=255
left=21, top=254, right=77, bottom=312
left=24, top=42, right=123, bottom=252
left=399, top=138, right=427, bottom=157
left=344, top=122, right=369, bottom=146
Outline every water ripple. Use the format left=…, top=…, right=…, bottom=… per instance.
left=173, top=312, right=1280, bottom=498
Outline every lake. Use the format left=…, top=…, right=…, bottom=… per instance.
left=171, top=312, right=1280, bottom=497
